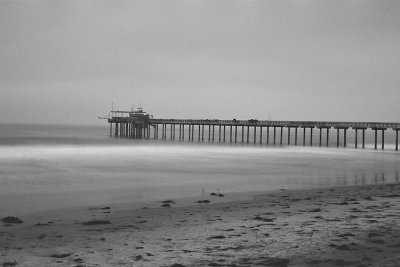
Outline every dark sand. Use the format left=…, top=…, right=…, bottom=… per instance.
left=2, top=183, right=400, bottom=266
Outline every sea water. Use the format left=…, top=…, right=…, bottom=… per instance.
left=0, top=123, right=399, bottom=216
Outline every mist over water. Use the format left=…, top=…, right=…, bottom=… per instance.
left=0, top=123, right=399, bottom=215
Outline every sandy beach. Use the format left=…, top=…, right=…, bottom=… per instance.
left=2, top=183, right=400, bottom=267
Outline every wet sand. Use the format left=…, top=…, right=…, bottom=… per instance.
left=2, top=183, right=400, bottom=267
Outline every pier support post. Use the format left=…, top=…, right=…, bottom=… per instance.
left=374, top=129, right=378, bottom=150
left=182, top=124, right=185, bottom=141
left=247, top=126, right=250, bottom=143
left=382, top=129, right=385, bottom=150
left=260, top=127, right=263, bottom=144
left=223, top=126, right=225, bottom=142
left=115, top=123, right=119, bottom=137
left=355, top=129, right=358, bottom=148
left=242, top=126, right=244, bottom=143
left=208, top=125, right=211, bottom=142
left=303, top=127, right=306, bottom=146
left=109, top=123, right=112, bottom=137
left=178, top=124, right=181, bottom=140
left=267, top=127, right=269, bottom=145
left=202, top=125, right=205, bottom=142
left=171, top=124, right=173, bottom=140
left=310, top=128, right=313, bottom=146
left=344, top=128, right=347, bottom=148
left=319, top=128, right=322, bottom=146
left=192, top=125, right=194, bottom=141
left=326, top=128, right=329, bottom=147
left=280, top=127, right=283, bottom=145
left=274, top=127, right=276, bottom=145
left=395, top=129, right=399, bottom=151
left=212, top=125, right=215, bottom=142
left=288, top=127, right=291, bottom=145
left=295, top=127, right=298, bottom=145
left=230, top=125, right=232, bottom=143
left=254, top=126, right=257, bottom=143
left=130, top=124, right=133, bottom=139
left=235, top=126, right=237, bottom=143
left=199, top=125, right=201, bottom=142
left=362, top=129, right=365, bottom=149
left=337, top=128, right=340, bottom=147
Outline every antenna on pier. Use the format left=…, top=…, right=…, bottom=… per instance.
left=139, top=97, right=142, bottom=109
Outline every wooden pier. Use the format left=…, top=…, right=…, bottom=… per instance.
left=106, top=108, right=400, bottom=151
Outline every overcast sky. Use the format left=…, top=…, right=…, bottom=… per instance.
left=1, top=0, right=399, bottom=125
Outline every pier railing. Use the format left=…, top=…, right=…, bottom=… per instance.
left=148, top=119, right=400, bottom=129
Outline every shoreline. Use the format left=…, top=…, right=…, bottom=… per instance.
left=2, top=183, right=400, bottom=266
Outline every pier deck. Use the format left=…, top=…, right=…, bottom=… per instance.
left=106, top=109, right=400, bottom=151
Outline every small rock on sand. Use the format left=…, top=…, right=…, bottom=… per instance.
left=82, top=220, right=111, bottom=226
left=1, top=217, right=23, bottom=224
left=49, top=253, right=72, bottom=258
left=196, top=200, right=210, bottom=204
left=161, top=203, right=171, bottom=208
left=2, top=261, right=17, bottom=267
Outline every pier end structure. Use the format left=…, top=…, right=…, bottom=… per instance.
left=106, top=109, right=400, bottom=151
left=108, top=107, right=153, bottom=139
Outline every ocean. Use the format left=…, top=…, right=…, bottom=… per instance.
left=0, top=123, right=399, bottom=216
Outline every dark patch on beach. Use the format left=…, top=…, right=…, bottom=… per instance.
left=161, top=203, right=171, bottom=208
left=50, top=253, right=72, bottom=258
left=256, top=257, right=290, bottom=267
left=308, top=208, right=322, bottom=212
left=253, top=216, right=274, bottom=222
left=336, top=233, right=354, bottom=237
left=161, top=200, right=176, bottom=204
left=1, top=217, right=23, bottom=224
left=2, top=261, right=17, bottom=267
left=208, top=235, right=226, bottom=240
left=82, top=220, right=111, bottom=226
left=89, top=206, right=111, bottom=210
left=329, top=244, right=355, bottom=250
left=196, top=200, right=211, bottom=204
left=135, top=255, right=143, bottom=261
left=38, top=234, right=47, bottom=239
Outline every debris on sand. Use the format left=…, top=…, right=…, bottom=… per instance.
left=89, top=207, right=111, bottom=210
left=49, top=253, right=72, bottom=258
left=1, top=217, right=23, bottom=224
left=253, top=216, right=274, bottom=222
left=161, top=200, right=176, bottom=204
left=82, top=220, right=111, bottom=226
left=196, top=200, right=211, bottom=204
left=2, top=261, right=17, bottom=267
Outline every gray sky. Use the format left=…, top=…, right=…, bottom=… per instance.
left=1, top=0, right=399, bottom=125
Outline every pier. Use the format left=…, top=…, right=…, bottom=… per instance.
left=106, top=108, right=400, bottom=151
